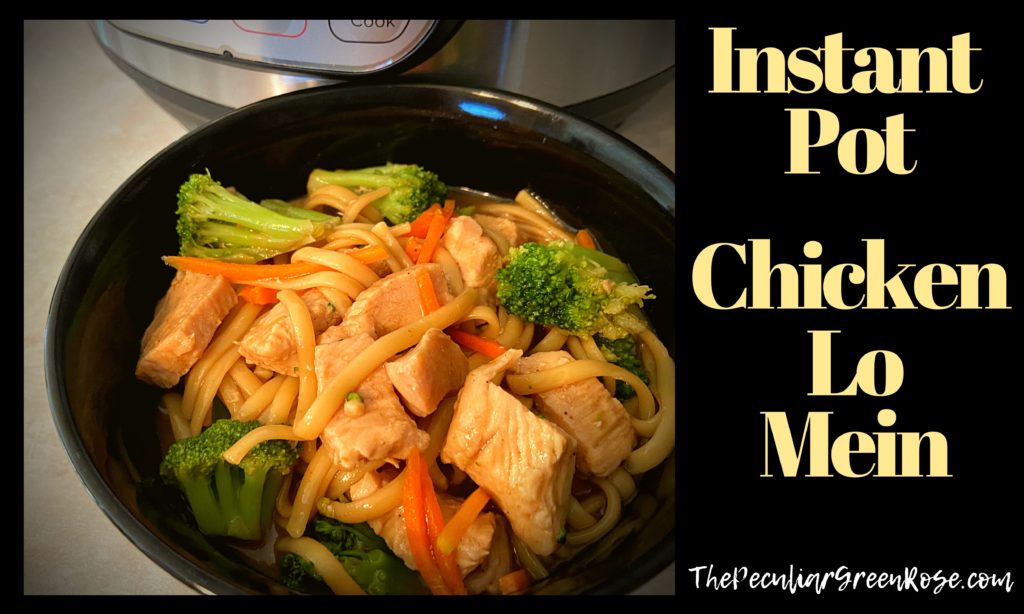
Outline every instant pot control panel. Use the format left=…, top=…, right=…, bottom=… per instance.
left=109, top=20, right=443, bottom=76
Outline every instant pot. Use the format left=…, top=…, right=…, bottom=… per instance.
left=91, top=20, right=675, bottom=129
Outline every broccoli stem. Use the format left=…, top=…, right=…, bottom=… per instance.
left=260, top=471, right=284, bottom=535
left=193, top=191, right=316, bottom=237
left=178, top=245, right=282, bottom=263
left=193, top=223, right=310, bottom=249
left=179, top=463, right=287, bottom=540
left=214, top=462, right=246, bottom=538
left=260, top=199, right=339, bottom=223
left=562, top=243, right=638, bottom=284
left=182, top=477, right=228, bottom=536
left=237, top=466, right=268, bottom=539
left=307, top=169, right=400, bottom=192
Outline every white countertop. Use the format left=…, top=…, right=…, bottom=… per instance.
left=23, top=19, right=675, bottom=595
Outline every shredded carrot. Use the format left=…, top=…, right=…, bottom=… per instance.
left=575, top=229, right=597, bottom=250
left=238, top=285, right=279, bottom=305
left=499, top=569, right=532, bottom=595
left=416, top=213, right=446, bottom=264
left=404, top=236, right=423, bottom=262
left=441, top=199, right=455, bottom=221
left=409, top=203, right=442, bottom=238
left=419, top=453, right=467, bottom=595
left=410, top=199, right=456, bottom=239
left=347, top=244, right=389, bottom=264
left=436, top=487, right=491, bottom=556
left=402, top=450, right=449, bottom=595
left=415, top=204, right=448, bottom=264
left=448, top=329, right=508, bottom=359
left=163, top=256, right=328, bottom=282
left=415, top=267, right=440, bottom=315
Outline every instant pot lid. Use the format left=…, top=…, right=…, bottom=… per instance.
left=90, top=20, right=675, bottom=129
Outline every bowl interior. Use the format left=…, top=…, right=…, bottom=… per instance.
left=46, top=84, right=676, bottom=595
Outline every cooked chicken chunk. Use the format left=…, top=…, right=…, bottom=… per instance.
left=317, top=332, right=429, bottom=469
left=384, top=328, right=469, bottom=418
left=237, top=288, right=342, bottom=375
left=473, top=214, right=524, bottom=250
left=442, top=216, right=502, bottom=289
left=512, top=351, right=635, bottom=477
left=349, top=470, right=495, bottom=576
left=442, top=350, right=576, bottom=555
left=136, top=271, right=237, bottom=388
left=320, top=263, right=454, bottom=343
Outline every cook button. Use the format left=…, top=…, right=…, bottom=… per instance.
left=329, top=20, right=409, bottom=43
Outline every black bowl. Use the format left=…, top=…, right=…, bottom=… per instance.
left=45, top=83, right=676, bottom=595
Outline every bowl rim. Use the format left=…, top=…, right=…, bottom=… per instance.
left=44, top=81, right=676, bottom=595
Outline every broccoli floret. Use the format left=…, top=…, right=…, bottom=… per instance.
left=306, top=163, right=447, bottom=224
left=176, top=172, right=338, bottom=263
left=280, top=552, right=329, bottom=594
left=341, top=548, right=427, bottom=596
left=159, top=419, right=299, bottom=541
left=596, top=334, right=650, bottom=399
left=496, top=241, right=655, bottom=340
left=280, top=517, right=428, bottom=595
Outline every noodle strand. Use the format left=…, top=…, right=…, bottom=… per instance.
left=278, top=290, right=318, bottom=422
left=318, top=468, right=407, bottom=523
left=565, top=477, right=621, bottom=546
left=624, top=330, right=675, bottom=475
left=275, top=537, right=366, bottom=595
left=286, top=444, right=334, bottom=537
